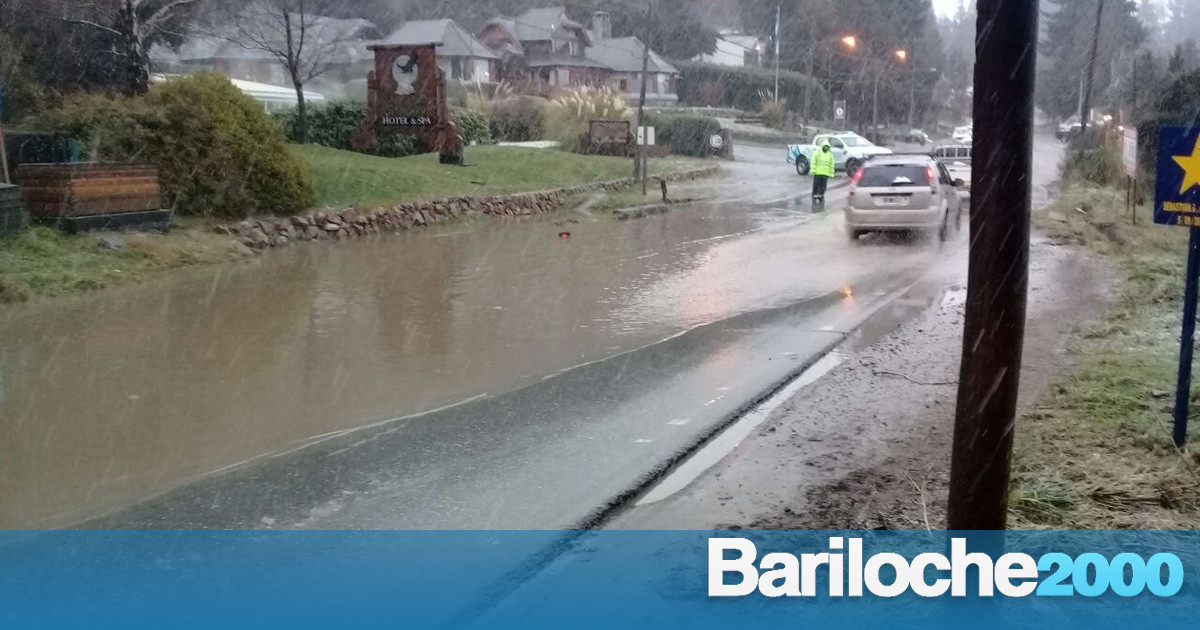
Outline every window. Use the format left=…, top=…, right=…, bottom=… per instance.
left=828, top=138, right=845, bottom=149
left=938, top=163, right=954, bottom=184
left=857, top=165, right=929, bottom=187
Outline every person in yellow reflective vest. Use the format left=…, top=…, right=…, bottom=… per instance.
left=811, top=139, right=836, bottom=202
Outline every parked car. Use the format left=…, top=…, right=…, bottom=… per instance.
left=931, top=144, right=972, bottom=201
left=845, top=154, right=965, bottom=243
left=905, top=128, right=930, bottom=146
left=951, top=125, right=973, bottom=143
left=787, top=132, right=892, bottom=177
left=1056, top=120, right=1084, bottom=142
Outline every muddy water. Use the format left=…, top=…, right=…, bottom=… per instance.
left=0, top=176, right=936, bottom=529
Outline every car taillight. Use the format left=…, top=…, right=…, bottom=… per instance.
left=925, top=165, right=936, bottom=184
left=853, top=168, right=864, bottom=183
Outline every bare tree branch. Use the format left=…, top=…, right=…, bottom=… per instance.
left=144, top=0, right=204, bottom=32
left=63, top=17, right=123, bottom=37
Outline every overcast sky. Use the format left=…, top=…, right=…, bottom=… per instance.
left=932, top=0, right=964, bottom=18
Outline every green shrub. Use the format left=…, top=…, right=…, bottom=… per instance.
left=1062, top=147, right=1121, bottom=186
left=761, top=100, right=786, bottom=130
left=42, top=73, right=315, bottom=217
left=644, top=113, right=722, bottom=157
left=487, top=96, right=549, bottom=142
left=275, top=100, right=487, bottom=153
left=275, top=100, right=363, bottom=150
left=677, top=62, right=826, bottom=119
left=274, top=101, right=422, bottom=157
left=0, top=31, right=49, bottom=125
left=449, top=106, right=492, bottom=145
left=545, top=87, right=632, bottom=153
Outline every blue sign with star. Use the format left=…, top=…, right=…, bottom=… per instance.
left=1155, top=126, right=1200, bottom=226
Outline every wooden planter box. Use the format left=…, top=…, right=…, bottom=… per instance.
left=0, top=184, right=29, bottom=236
left=16, top=163, right=170, bottom=232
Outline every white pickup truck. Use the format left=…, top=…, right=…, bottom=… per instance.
left=787, top=132, right=892, bottom=177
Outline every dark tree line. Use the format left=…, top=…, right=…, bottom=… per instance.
left=738, top=0, right=945, bottom=127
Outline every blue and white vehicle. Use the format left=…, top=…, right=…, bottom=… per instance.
left=787, top=132, right=892, bottom=177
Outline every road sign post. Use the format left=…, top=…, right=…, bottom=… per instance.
left=833, top=100, right=846, bottom=128
left=1123, top=126, right=1138, bottom=224
left=1154, top=126, right=1200, bottom=446
left=1174, top=230, right=1200, bottom=447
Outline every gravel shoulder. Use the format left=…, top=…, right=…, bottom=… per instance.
left=607, top=234, right=1112, bottom=530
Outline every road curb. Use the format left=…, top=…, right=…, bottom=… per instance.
left=582, top=272, right=937, bottom=530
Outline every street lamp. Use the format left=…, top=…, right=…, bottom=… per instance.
left=894, top=49, right=908, bottom=62
left=803, top=33, right=861, bottom=128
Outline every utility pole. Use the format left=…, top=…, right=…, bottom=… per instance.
left=804, top=18, right=815, bottom=128
left=634, top=1, right=653, bottom=191
left=1080, top=0, right=1105, bottom=129
left=871, top=66, right=879, bottom=138
left=907, top=50, right=917, bottom=129
left=773, top=3, right=781, bottom=104
left=0, top=83, right=9, bottom=184
left=947, top=0, right=1039, bottom=530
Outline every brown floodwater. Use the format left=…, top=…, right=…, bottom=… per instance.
left=0, top=157, right=938, bottom=529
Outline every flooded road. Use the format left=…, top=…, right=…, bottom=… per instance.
left=0, top=144, right=945, bottom=529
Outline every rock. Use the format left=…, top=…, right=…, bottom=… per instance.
left=323, top=222, right=340, bottom=232
left=250, top=230, right=270, bottom=248
left=341, top=209, right=359, bottom=224
left=232, top=240, right=257, bottom=257
left=213, top=224, right=232, bottom=235
left=291, top=216, right=309, bottom=228
left=258, top=221, right=276, bottom=235
left=304, top=226, right=320, bottom=240
left=97, top=234, right=126, bottom=251
left=314, top=211, right=327, bottom=223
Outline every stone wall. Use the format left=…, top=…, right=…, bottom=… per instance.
left=217, top=166, right=720, bottom=249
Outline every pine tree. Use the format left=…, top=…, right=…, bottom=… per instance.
left=1036, top=0, right=1145, bottom=120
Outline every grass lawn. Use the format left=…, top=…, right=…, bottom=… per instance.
left=1010, top=183, right=1200, bottom=528
left=0, top=224, right=250, bottom=304
left=293, top=145, right=706, bottom=208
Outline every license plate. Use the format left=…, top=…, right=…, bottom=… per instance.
left=878, top=196, right=907, bottom=206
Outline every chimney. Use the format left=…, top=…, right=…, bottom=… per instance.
left=592, top=11, right=611, bottom=40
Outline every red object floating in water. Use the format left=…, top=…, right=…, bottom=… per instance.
left=559, top=232, right=571, bottom=239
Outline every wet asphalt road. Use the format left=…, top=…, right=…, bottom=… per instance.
left=2, top=141, right=955, bottom=530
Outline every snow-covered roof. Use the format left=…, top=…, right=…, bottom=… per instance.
left=380, top=19, right=498, bottom=59
left=586, top=37, right=678, bottom=74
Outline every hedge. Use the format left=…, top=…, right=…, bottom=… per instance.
left=487, top=96, right=549, bottom=142
left=676, top=62, right=827, bottom=119
left=449, top=107, right=491, bottom=145
left=275, top=101, right=491, bottom=152
left=42, top=73, right=315, bottom=218
left=644, top=113, right=722, bottom=157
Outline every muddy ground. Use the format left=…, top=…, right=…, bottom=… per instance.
left=609, top=235, right=1113, bottom=530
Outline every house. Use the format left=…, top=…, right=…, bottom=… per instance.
left=693, top=31, right=762, bottom=67
left=477, top=7, right=610, bottom=88
left=379, top=19, right=499, bottom=84
left=584, top=35, right=679, bottom=105
left=152, top=5, right=381, bottom=100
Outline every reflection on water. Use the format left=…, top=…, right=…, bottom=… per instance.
left=0, top=201, right=935, bottom=529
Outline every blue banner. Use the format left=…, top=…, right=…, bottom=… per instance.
left=0, top=531, right=1197, bottom=629
left=1154, top=125, right=1200, bottom=226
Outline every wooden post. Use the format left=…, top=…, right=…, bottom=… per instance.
left=947, top=0, right=1039, bottom=530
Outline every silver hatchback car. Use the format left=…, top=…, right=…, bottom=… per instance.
left=844, top=155, right=965, bottom=243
